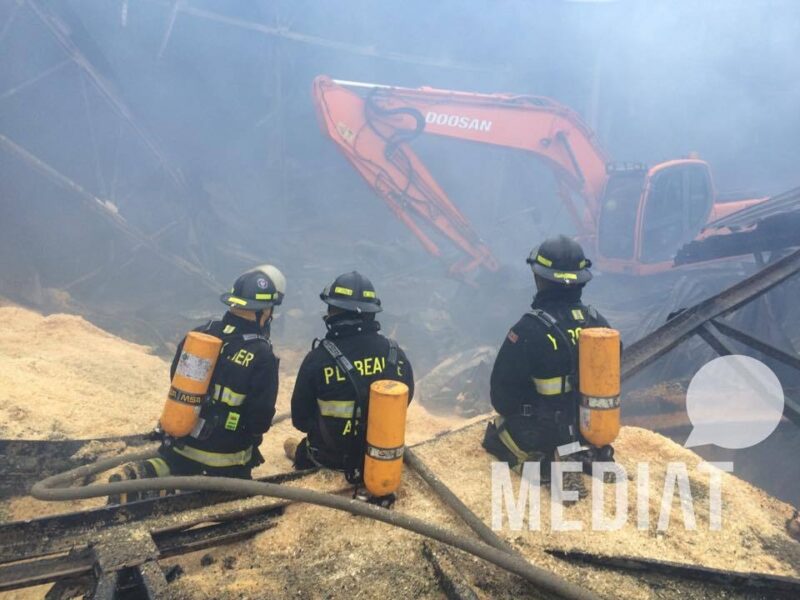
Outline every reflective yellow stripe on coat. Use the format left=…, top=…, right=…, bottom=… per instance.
left=532, top=376, right=572, bottom=396
left=317, top=399, right=355, bottom=419
left=214, top=384, right=246, bottom=407
left=173, top=445, right=253, bottom=468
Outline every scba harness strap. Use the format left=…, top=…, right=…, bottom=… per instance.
left=521, top=307, right=586, bottom=440
left=524, top=308, right=576, bottom=396
left=320, top=338, right=399, bottom=484
left=189, top=320, right=270, bottom=441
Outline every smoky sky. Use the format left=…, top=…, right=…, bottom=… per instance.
left=1, top=0, right=800, bottom=344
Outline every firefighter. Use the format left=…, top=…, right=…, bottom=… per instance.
left=108, top=266, right=285, bottom=502
left=482, top=235, right=612, bottom=481
left=286, top=271, right=414, bottom=483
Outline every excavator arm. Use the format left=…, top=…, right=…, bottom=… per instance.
left=312, top=75, right=610, bottom=275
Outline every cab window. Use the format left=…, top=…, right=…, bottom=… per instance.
left=598, top=171, right=645, bottom=260
left=640, top=165, right=712, bottom=263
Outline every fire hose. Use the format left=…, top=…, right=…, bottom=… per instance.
left=31, top=447, right=599, bottom=600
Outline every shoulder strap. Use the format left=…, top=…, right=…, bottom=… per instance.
left=525, top=309, right=576, bottom=395
left=320, top=339, right=370, bottom=484
left=386, top=338, right=399, bottom=369
left=525, top=308, right=558, bottom=329
left=321, top=340, right=368, bottom=409
left=200, top=319, right=268, bottom=344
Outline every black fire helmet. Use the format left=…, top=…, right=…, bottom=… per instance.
left=220, top=266, right=286, bottom=311
left=320, top=271, right=382, bottom=313
left=526, top=235, right=593, bottom=285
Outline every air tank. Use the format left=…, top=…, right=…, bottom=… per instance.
left=160, top=331, right=221, bottom=437
left=364, top=379, right=409, bottom=497
left=578, top=327, right=621, bottom=447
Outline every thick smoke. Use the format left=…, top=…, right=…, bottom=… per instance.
left=2, top=2, right=800, bottom=502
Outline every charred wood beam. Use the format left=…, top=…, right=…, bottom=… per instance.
left=546, top=549, right=800, bottom=596
left=0, top=512, right=277, bottom=593
left=0, top=0, right=20, bottom=45
left=0, top=466, right=308, bottom=562
left=0, top=59, right=72, bottom=102
left=695, top=322, right=736, bottom=358
left=0, top=133, right=218, bottom=291
left=621, top=247, right=800, bottom=381
left=710, top=318, right=800, bottom=372
left=422, top=541, right=481, bottom=600
left=25, top=0, right=185, bottom=189
left=696, top=323, right=800, bottom=427
left=156, top=0, right=181, bottom=60
left=0, top=548, right=94, bottom=592
left=0, top=433, right=150, bottom=499
left=153, top=512, right=277, bottom=557
left=675, top=210, right=800, bottom=265
left=180, top=6, right=506, bottom=72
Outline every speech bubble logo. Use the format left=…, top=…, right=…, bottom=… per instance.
left=684, top=355, right=784, bottom=449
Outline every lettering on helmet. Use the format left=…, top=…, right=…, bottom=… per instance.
left=553, top=272, right=577, bottom=280
left=334, top=286, right=353, bottom=296
left=425, top=111, right=492, bottom=132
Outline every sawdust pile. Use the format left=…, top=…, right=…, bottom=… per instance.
left=412, top=423, right=800, bottom=598
left=166, top=465, right=545, bottom=600
left=0, top=306, right=471, bottom=523
left=0, top=305, right=468, bottom=443
left=3, top=308, right=799, bottom=599
left=165, top=422, right=800, bottom=600
left=0, top=306, right=167, bottom=439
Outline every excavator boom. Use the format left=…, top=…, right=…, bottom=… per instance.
left=313, top=75, right=610, bottom=274
left=312, top=75, right=771, bottom=276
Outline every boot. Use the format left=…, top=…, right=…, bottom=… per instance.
left=551, top=450, right=588, bottom=504
left=283, top=437, right=300, bottom=461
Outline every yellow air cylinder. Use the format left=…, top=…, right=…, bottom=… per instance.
left=578, top=327, right=621, bottom=448
left=159, top=331, right=222, bottom=437
left=364, top=379, right=409, bottom=497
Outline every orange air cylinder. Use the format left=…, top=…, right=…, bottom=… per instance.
left=364, top=379, right=409, bottom=497
left=578, top=328, right=621, bottom=448
left=159, top=331, right=222, bottom=437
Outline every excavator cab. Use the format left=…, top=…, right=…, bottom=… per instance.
left=596, top=160, right=714, bottom=274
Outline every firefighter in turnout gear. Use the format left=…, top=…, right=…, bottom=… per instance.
left=482, top=236, right=613, bottom=480
left=287, top=271, right=414, bottom=481
left=108, top=266, right=285, bottom=502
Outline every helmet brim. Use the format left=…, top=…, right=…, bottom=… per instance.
left=219, top=293, right=276, bottom=311
left=322, top=296, right=383, bottom=313
left=530, top=262, right=593, bottom=285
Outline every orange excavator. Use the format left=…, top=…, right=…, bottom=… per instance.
left=312, top=75, right=767, bottom=277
